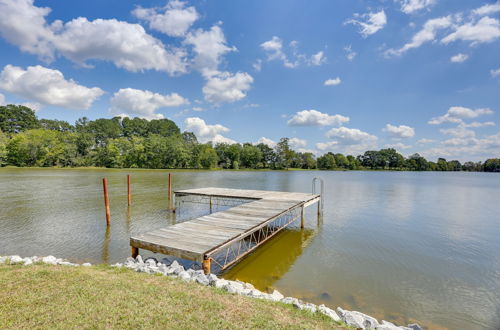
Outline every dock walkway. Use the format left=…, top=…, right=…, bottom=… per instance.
left=130, top=187, right=320, bottom=274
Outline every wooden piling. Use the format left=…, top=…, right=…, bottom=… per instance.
left=131, top=246, right=139, bottom=258
left=127, top=175, right=131, bottom=206
left=202, top=257, right=211, bottom=275
left=102, top=178, right=111, bottom=226
left=209, top=196, right=212, bottom=213
left=168, top=173, right=173, bottom=210
left=300, top=206, right=305, bottom=229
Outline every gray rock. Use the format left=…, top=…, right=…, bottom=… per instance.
left=23, top=258, right=33, bottom=266
left=145, top=259, right=156, bottom=267
left=302, top=303, right=317, bottom=313
left=194, top=274, right=210, bottom=286
left=178, top=271, right=192, bottom=282
left=247, top=289, right=264, bottom=298
left=0, top=256, right=7, bottom=264
left=318, top=304, right=341, bottom=322
left=281, top=297, right=299, bottom=305
left=268, top=290, right=284, bottom=302
left=213, top=279, right=228, bottom=288
left=172, top=264, right=185, bottom=275
left=136, top=255, right=144, bottom=264
left=170, top=260, right=181, bottom=268
left=126, top=257, right=135, bottom=263
left=82, top=262, right=92, bottom=267
left=337, top=307, right=379, bottom=329
left=243, top=282, right=255, bottom=290
left=111, top=263, right=123, bottom=268
left=10, top=255, right=23, bottom=264
left=207, top=273, right=218, bottom=285
left=223, top=281, right=245, bottom=294
left=42, top=255, right=58, bottom=265
left=407, top=324, right=423, bottom=330
left=376, top=320, right=401, bottom=330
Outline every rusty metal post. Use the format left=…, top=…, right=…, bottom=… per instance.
left=300, top=206, right=305, bottom=229
left=102, top=178, right=111, bottom=226
left=209, top=196, right=212, bottom=213
left=168, top=173, right=174, bottom=211
left=202, top=257, right=211, bottom=274
left=127, top=174, right=131, bottom=206
left=131, top=246, right=139, bottom=258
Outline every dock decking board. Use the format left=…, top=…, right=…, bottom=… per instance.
left=130, top=187, right=320, bottom=267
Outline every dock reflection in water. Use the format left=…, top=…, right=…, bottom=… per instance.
left=223, top=228, right=316, bottom=292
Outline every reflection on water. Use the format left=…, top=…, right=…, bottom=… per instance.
left=224, top=228, right=316, bottom=291
left=0, top=168, right=499, bottom=330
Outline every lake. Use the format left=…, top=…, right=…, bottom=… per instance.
left=0, top=168, right=498, bottom=329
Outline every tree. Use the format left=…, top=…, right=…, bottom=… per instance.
left=0, top=105, right=39, bottom=134
left=122, top=117, right=149, bottom=137
left=199, top=144, right=219, bottom=169
left=147, top=118, right=180, bottom=137
left=240, top=144, right=263, bottom=168
left=0, top=129, right=7, bottom=166
left=406, top=153, right=429, bottom=171
left=275, top=138, right=293, bottom=169
left=437, top=158, right=448, bottom=171
left=256, top=143, right=275, bottom=168
left=483, top=158, right=500, bottom=172
left=448, top=160, right=462, bottom=171
left=6, top=129, right=66, bottom=166
left=226, top=144, right=242, bottom=169
left=317, top=153, right=336, bottom=169
left=301, top=152, right=317, bottom=169
left=39, top=119, right=74, bottom=132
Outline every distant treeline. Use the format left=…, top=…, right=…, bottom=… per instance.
left=0, top=104, right=499, bottom=172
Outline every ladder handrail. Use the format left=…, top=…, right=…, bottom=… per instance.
left=312, top=177, right=324, bottom=215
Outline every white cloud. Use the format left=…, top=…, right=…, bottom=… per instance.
left=324, top=77, right=341, bottom=86
left=202, top=71, right=253, bottom=104
left=345, top=10, right=387, bottom=38
left=441, top=16, right=500, bottom=45
left=462, top=121, right=495, bottom=128
left=384, top=142, right=412, bottom=149
left=260, top=36, right=326, bottom=68
left=310, top=51, right=326, bottom=66
left=429, top=106, right=494, bottom=125
left=21, top=102, right=42, bottom=112
left=255, top=137, right=276, bottom=148
left=383, top=124, right=415, bottom=138
left=344, top=45, right=357, bottom=61
left=417, top=138, right=435, bottom=144
left=450, top=53, right=468, bottom=63
left=0, top=0, right=189, bottom=75
left=317, top=127, right=378, bottom=155
left=132, top=0, right=199, bottom=37
left=491, top=68, right=500, bottom=77
left=253, top=59, right=262, bottom=72
left=287, top=110, right=349, bottom=126
left=395, top=0, right=436, bottom=14
left=192, top=106, right=205, bottom=112
left=0, top=64, right=104, bottom=109
left=0, top=92, right=4, bottom=105
left=289, top=137, right=307, bottom=148
left=184, top=24, right=236, bottom=77
left=184, top=117, right=235, bottom=144
left=385, top=16, right=452, bottom=56
left=473, top=2, right=500, bottom=16
left=440, top=125, right=476, bottom=138
left=110, top=88, right=188, bottom=120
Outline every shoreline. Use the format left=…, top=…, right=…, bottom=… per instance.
left=1, top=254, right=423, bottom=330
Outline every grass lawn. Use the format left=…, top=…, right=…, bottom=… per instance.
left=0, top=264, right=348, bottom=329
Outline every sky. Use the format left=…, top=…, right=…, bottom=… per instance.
left=0, top=0, right=499, bottom=162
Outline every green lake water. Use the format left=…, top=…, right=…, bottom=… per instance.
left=0, top=168, right=499, bottom=329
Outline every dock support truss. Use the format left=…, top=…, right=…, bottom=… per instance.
left=175, top=193, right=254, bottom=210
left=205, top=205, right=302, bottom=273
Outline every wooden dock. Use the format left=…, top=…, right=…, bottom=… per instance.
left=130, top=187, right=321, bottom=274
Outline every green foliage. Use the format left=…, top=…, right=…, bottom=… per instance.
left=0, top=129, right=7, bottom=166
left=0, top=104, right=39, bottom=134
left=483, top=158, right=500, bottom=172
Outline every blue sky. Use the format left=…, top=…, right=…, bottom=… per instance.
left=0, top=0, right=499, bottom=161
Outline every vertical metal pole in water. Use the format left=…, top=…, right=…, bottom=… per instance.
left=102, top=178, right=111, bottom=226
left=209, top=196, right=213, bottom=213
left=127, top=174, right=131, bottom=206
left=168, top=173, right=173, bottom=211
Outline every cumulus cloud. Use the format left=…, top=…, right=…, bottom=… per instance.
left=345, top=10, right=387, bottom=38
left=21, top=102, right=42, bottom=112
left=450, top=53, right=468, bottom=63
left=383, top=124, right=415, bottom=138
left=184, top=24, right=236, bottom=77
left=110, top=88, right=188, bottom=120
left=132, top=0, right=199, bottom=37
left=472, top=2, right=500, bottom=17
left=317, top=127, right=378, bottom=155
left=417, top=138, right=435, bottom=144
left=324, top=77, right=341, bottom=86
left=0, top=0, right=188, bottom=75
left=202, top=72, right=253, bottom=104
left=260, top=36, right=326, bottom=68
left=255, top=137, right=276, bottom=148
left=0, top=92, right=4, bottom=105
left=395, top=0, right=436, bottom=14
left=384, top=142, right=412, bottom=150
left=491, top=68, right=500, bottom=77
left=184, top=117, right=234, bottom=144
left=428, top=106, right=494, bottom=125
left=385, top=16, right=452, bottom=56
left=287, top=110, right=349, bottom=126
left=440, top=125, right=476, bottom=138
left=441, top=16, right=500, bottom=45
left=289, top=137, right=307, bottom=148
left=0, top=64, right=104, bottom=109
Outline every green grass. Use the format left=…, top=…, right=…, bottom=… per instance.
left=0, top=264, right=348, bottom=329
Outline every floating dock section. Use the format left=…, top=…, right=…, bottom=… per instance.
left=130, top=187, right=321, bottom=274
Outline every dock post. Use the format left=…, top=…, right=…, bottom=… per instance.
left=127, top=174, right=131, bottom=206
left=102, top=178, right=111, bottom=226
left=317, top=199, right=321, bottom=218
left=209, top=196, right=212, bottom=213
left=131, top=246, right=139, bottom=258
left=300, top=206, right=305, bottom=229
left=202, top=257, right=211, bottom=275
left=168, top=173, right=175, bottom=212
